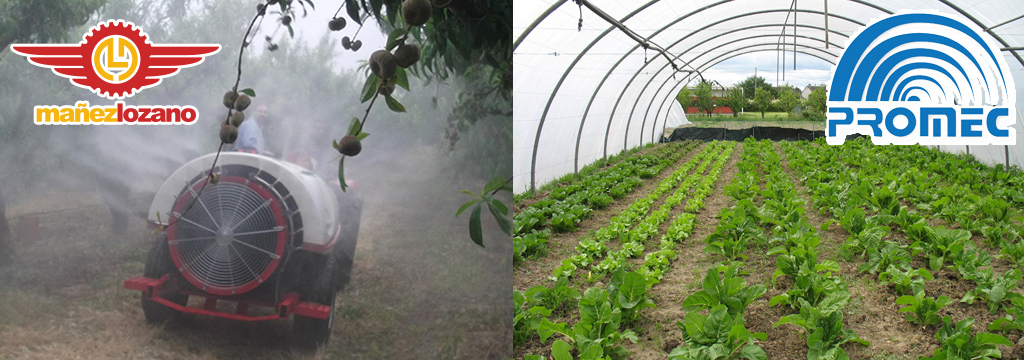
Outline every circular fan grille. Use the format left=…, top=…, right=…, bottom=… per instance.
left=167, top=175, right=287, bottom=295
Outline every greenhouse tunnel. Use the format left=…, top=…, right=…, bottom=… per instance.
left=513, top=0, right=1024, bottom=194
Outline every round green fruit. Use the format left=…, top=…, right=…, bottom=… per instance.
left=402, top=0, right=432, bottom=26
left=338, top=135, right=362, bottom=156
left=220, top=124, right=239, bottom=144
left=229, top=111, right=245, bottom=127
left=369, top=50, right=397, bottom=80
left=328, top=17, right=346, bottom=31
left=393, top=43, right=420, bottom=68
left=222, top=91, right=237, bottom=109
left=233, top=94, right=251, bottom=111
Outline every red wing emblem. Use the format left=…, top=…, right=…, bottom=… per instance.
left=11, top=20, right=220, bottom=99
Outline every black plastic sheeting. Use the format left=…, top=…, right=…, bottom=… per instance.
left=663, top=126, right=826, bottom=142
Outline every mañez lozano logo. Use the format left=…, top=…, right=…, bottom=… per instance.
left=10, top=20, right=220, bottom=125
left=826, top=10, right=1016, bottom=146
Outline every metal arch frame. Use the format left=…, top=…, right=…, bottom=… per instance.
left=657, top=49, right=840, bottom=141
left=548, top=0, right=733, bottom=188
left=629, top=36, right=842, bottom=147
left=572, top=22, right=846, bottom=174
left=524, top=0, right=668, bottom=193
left=532, top=4, right=867, bottom=191
left=517, top=0, right=1024, bottom=191
left=513, top=0, right=568, bottom=52
left=598, top=8, right=864, bottom=161
left=935, top=0, right=1024, bottom=170
left=936, top=0, right=1024, bottom=68
left=604, top=9, right=858, bottom=160
left=629, top=42, right=839, bottom=149
left=641, top=41, right=841, bottom=145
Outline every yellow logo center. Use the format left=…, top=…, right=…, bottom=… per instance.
left=92, top=36, right=139, bottom=83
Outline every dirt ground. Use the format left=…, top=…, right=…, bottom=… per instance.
left=0, top=144, right=510, bottom=360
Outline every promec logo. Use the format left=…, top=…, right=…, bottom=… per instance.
left=826, top=11, right=1016, bottom=145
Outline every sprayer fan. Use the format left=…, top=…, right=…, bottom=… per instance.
left=167, top=166, right=291, bottom=296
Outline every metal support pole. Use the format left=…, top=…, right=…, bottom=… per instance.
left=987, top=13, right=1024, bottom=30
left=825, top=0, right=829, bottom=49
left=1006, top=145, right=1010, bottom=171
left=794, top=0, right=797, bottom=70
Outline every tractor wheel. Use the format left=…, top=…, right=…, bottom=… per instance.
left=333, top=193, right=361, bottom=291
left=292, top=254, right=338, bottom=350
left=141, top=233, right=188, bottom=323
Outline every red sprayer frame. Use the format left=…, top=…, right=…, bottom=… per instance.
left=124, top=275, right=330, bottom=321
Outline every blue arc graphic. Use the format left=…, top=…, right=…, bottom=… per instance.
left=900, top=86, right=928, bottom=101
left=894, top=75, right=943, bottom=102
left=830, top=13, right=1006, bottom=102
left=852, top=33, right=980, bottom=101
left=880, top=62, right=962, bottom=101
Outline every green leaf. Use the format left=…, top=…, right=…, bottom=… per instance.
left=456, top=199, right=479, bottom=218
left=820, top=219, right=833, bottom=232
left=337, top=157, right=347, bottom=192
left=578, top=345, right=604, bottom=360
left=469, top=204, right=483, bottom=247
left=738, top=345, right=768, bottom=360
left=384, top=94, right=406, bottom=112
left=345, top=0, right=362, bottom=24
left=616, top=271, right=648, bottom=309
left=487, top=200, right=512, bottom=235
left=361, top=75, right=379, bottom=103
left=551, top=340, right=572, bottom=360
left=486, top=194, right=508, bottom=215
left=484, top=175, right=509, bottom=194
left=395, top=67, right=410, bottom=91
left=357, top=131, right=370, bottom=140
left=369, top=0, right=383, bottom=20
left=348, top=117, right=362, bottom=136
left=239, top=88, right=256, bottom=97
left=974, top=332, right=1012, bottom=346
left=537, top=318, right=570, bottom=343
left=385, top=0, right=398, bottom=26
left=386, top=28, right=408, bottom=51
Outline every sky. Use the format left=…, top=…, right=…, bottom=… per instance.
left=702, top=51, right=833, bottom=89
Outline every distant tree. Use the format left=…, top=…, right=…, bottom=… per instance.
left=753, top=88, right=775, bottom=119
left=721, top=87, right=746, bottom=118
left=0, top=0, right=105, bottom=52
left=807, top=86, right=828, bottom=112
left=695, top=81, right=715, bottom=117
left=778, top=87, right=800, bottom=116
left=676, top=87, right=693, bottom=111
left=738, top=75, right=776, bottom=100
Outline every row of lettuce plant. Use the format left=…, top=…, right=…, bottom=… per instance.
left=725, top=138, right=867, bottom=360
left=668, top=139, right=769, bottom=360
left=550, top=141, right=730, bottom=281
left=516, top=142, right=659, bottom=205
left=593, top=141, right=735, bottom=285
left=514, top=141, right=736, bottom=359
left=634, top=142, right=736, bottom=288
left=781, top=139, right=1015, bottom=359
left=514, top=141, right=699, bottom=265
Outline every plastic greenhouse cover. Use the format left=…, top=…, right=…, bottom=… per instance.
left=514, top=0, right=1024, bottom=194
